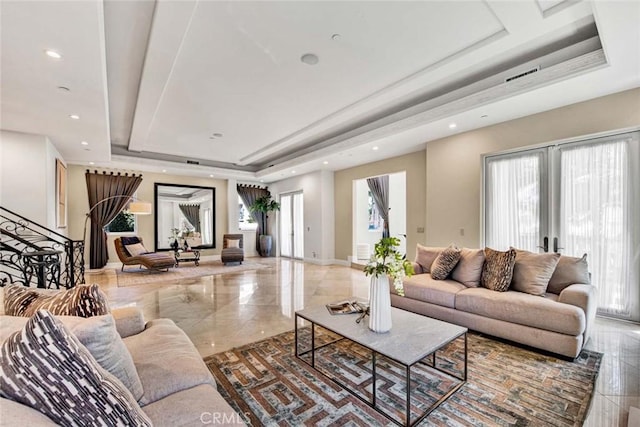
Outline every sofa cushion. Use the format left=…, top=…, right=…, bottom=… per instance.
left=0, top=397, right=59, bottom=426
left=227, top=239, right=241, bottom=249
left=415, top=244, right=445, bottom=273
left=430, top=245, right=461, bottom=280
left=4, top=284, right=110, bottom=317
left=0, top=310, right=151, bottom=426
left=125, top=242, right=148, bottom=256
left=124, top=318, right=217, bottom=406
left=455, top=287, right=585, bottom=336
left=511, top=249, right=561, bottom=296
left=142, top=384, right=245, bottom=426
left=481, top=248, right=516, bottom=292
left=401, top=274, right=466, bottom=308
left=547, top=254, right=590, bottom=294
left=451, top=248, right=485, bottom=288
left=120, top=236, right=141, bottom=246
left=0, top=314, right=143, bottom=401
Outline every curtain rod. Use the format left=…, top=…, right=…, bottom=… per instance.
left=85, top=169, right=143, bottom=178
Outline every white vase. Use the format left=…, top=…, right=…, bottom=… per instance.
left=369, top=274, right=392, bottom=333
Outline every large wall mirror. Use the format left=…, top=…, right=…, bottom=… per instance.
left=154, top=183, right=216, bottom=250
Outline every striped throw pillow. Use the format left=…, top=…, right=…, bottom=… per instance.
left=4, top=284, right=109, bottom=317
left=430, top=245, right=462, bottom=280
left=481, top=247, right=517, bottom=292
left=0, top=310, right=152, bottom=426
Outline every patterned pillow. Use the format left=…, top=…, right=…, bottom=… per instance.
left=0, top=310, right=152, bottom=426
left=4, top=284, right=110, bottom=317
left=415, top=244, right=445, bottom=273
left=511, top=249, right=561, bottom=296
left=481, top=247, right=517, bottom=292
left=547, top=254, right=590, bottom=294
left=430, top=245, right=462, bottom=280
left=125, top=242, right=148, bottom=256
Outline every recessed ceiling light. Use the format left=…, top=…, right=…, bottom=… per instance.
left=449, top=123, right=457, bottom=129
left=69, top=114, right=80, bottom=120
left=331, top=34, right=341, bottom=41
left=372, top=146, right=379, bottom=151
left=57, top=86, right=70, bottom=92
left=45, top=49, right=62, bottom=59
left=81, top=141, right=88, bottom=146
left=300, top=53, right=319, bottom=65
left=89, top=161, right=94, bottom=165
left=209, top=174, right=214, bottom=178
left=291, top=170, right=296, bottom=174
left=260, top=180, right=264, bottom=183
left=481, top=114, right=488, bottom=118
left=162, top=169, right=167, bottom=173
left=323, top=161, right=328, bottom=165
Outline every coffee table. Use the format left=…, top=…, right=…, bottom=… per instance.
left=173, top=249, right=201, bottom=266
left=295, top=305, right=467, bottom=426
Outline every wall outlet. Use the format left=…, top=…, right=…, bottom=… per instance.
left=417, top=227, right=425, bottom=233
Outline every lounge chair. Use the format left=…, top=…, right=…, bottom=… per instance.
left=221, top=234, right=244, bottom=265
left=114, top=237, right=175, bottom=271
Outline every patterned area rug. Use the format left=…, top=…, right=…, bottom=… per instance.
left=205, top=329, right=602, bottom=426
left=116, top=260, right=270, bottom=287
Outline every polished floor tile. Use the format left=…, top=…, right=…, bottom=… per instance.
left=87, top=257, right=639, bottom=426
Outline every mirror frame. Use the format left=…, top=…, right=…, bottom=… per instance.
left=154, top=183, right=216, bottom=251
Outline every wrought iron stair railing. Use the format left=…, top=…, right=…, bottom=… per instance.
left=0, top=207, right=84, bottom=288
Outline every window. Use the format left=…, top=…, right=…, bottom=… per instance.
left=105, top=210, right=135, bottom=234
left=238, top=196, right=257, bottom=230
left=368, top=191, right=383, bottom=231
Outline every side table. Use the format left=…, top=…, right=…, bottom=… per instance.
left=174, top=249, right=201, bottom=267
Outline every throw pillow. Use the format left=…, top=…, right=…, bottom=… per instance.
left=481, top=247, right=517, bottom=292
left=415, top=244, right=445, bottom=273
left=451, top=248, right=486, bottom=287
left=120, top=236, right=141, bottom=246
left=4, top=284, right=110, bottom=317
left=227, top=239, right=240, bottom=249
left=0, top=314, right=144, bottom=401
left=511, top=249, right=561, bottom=296
left=0, top=310, right=152, bottom=426
left=547, top=254, right=590, bottom=294
left=430, top=245, right=462, bottom=280
left=125, top=242, right=148, bottom=256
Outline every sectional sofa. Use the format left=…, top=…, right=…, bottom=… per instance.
left=391, top=245, right=597, bottom=358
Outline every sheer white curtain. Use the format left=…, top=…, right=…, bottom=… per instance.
left=560, top=138, right=638, bottom=319
left=485, top=151, right=544, bottom=251
left=280, top=195, right=292, bottom=257
left=293, top=193, right=304, bottom=259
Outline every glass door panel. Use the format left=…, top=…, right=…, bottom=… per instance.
left=280, top=195, right=292, bottom=258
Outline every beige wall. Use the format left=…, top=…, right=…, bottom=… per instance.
left=334, top=152, right=426, bottom=261
left=426, top=87, right=640, bottom=248
left=67, top=165, right=227, bottom=266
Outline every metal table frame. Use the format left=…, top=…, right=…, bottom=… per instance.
left=295, top=312, right=467, bottom=427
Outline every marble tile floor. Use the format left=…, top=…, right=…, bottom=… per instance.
left=87, top=257, right=639, bottom=427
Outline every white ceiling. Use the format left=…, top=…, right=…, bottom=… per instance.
left=1, top=0, right=639, bottom=183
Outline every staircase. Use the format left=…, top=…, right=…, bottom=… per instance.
left=0, top=207, right=84, bottom=289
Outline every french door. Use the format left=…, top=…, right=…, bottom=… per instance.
left=280, top=192, right=304, bottom=259
left=484, top=131, right=640, bottom=321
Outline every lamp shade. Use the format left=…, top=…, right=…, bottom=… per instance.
left=128, top=201, right=152, bottom=215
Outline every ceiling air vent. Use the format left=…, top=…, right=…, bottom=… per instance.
left=186, top=160, right=200, bottom=165
left=505, top=66, right=540, bottom=83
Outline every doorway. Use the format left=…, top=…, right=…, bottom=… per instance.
left=280, top=192, right=304, bottom=259
left=484, top=130, right=640, bottom=321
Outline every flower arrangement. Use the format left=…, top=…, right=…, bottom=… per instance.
left=363, top=237, right=414, bottom=296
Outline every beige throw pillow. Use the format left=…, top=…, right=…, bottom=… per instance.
left=0, top=310, right=152, bottom=426
left=227, top=239, right=240, bottom=249
left=481, top=247, right=516, bottom=292
left=125, top=242, right=148, bottom=256
left=451, top=248, right=485, bottom=287
left=511, top=249, right=561, bottom=296
left=415, top=244, right=445, bottom=273
left=547, top=254, right=590, bottom=294
left=4, top=284, right=110, bottom=318
left=430, top=245, right=461, bottom=280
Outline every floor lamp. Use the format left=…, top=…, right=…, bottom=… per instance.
left=83, top=196, right=152, bottom=244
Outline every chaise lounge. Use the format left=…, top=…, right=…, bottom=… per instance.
left=114, top=237, right=175, bottom=272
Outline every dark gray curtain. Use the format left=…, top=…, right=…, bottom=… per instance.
left=237, top=184, right=269, bottom=255
left=86, top=170, right=143, bottom=269
left=367, top=175, right=390, bottom=238
left=179, top=204, right=201, bottom=232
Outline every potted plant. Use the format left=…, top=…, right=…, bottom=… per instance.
left=249, top=194, right=280, bottom=257
left=363, top=237, right=414, bottom=332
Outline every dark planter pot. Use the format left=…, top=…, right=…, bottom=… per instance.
left=259, top=235, right=273, bottom=257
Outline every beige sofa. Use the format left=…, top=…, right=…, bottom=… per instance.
left=0, top=306, right=245, bottom=426
left=391, top=246, right=597, bottom=358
